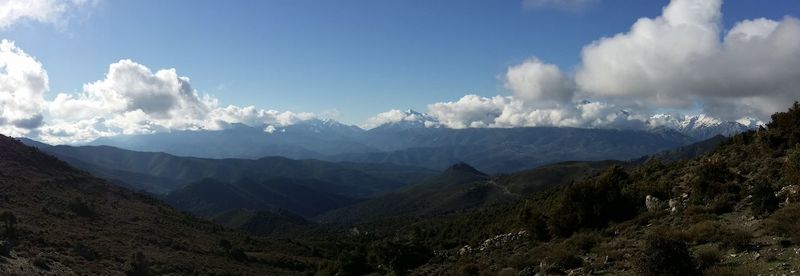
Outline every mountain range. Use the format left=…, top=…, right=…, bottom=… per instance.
left=80, top=111, right=752, bottom=173
left=18, top=140, right=437, bottom=218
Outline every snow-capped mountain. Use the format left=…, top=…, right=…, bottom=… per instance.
left=648, top=114, right=760, bottom=140
left=267, top=118, right=364, bottom=137
left=369, top=109, right=440, bottom=131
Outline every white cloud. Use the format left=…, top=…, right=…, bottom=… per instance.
left=0, top=0, right=96, bottom=29
left=361, top=109, right=436, bottom=129
left=504, top=58, right=573, bottom=104
left=522, top=0, right=599, bottom=12
left=38, top=59, right=318, bottom=144
left=576, top=0, right=800, bottom=120
left=0, top=40, right=48, bottom=137
left=424, top=95, right=646, bottom=130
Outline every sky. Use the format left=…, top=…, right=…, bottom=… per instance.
left=0, top=0, right=799, bottom=143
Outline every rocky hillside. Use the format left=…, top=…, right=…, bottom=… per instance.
left=312, top=102, right=800, bottom=275
left=0, top=135, right=322, bottom=274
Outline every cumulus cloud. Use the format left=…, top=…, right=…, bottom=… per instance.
left=37, top=59, right=319, bottom=144
left=0, top=40, right=48, bottom=137
left=0, top=0, right=96, bottom=29
left=423, top=95, right=646, bottom=130
left=362, top=109, right=437, bottom=129
left=576, top=0, right=800, bottom=120
left=522, top=0, right=599, bottom=12
left=504, top=58, right=573, bottom=104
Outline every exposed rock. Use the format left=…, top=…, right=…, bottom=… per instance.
left=777, top=185, right=800, bottom=204
left=477, top=230, right=528, bottom=251
left=517, top=266, right=536, bottom=276
left=668, top=198, right=685, bottom=213
left=457, top=245, right=472, bottom=256
left=645, top=195, right=665, bottom=212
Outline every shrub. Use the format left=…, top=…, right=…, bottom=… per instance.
left=458, top=264, right=481, bottom=276
left=229, top=248, right=248, bottom=262
left=547, top=166, right=637, bottom=237
left=368, top=240, right=432, bottom=274
left=751, top=182, right=779, bottom=216
left=767, top=203, right=800, bottom=241
left=786, top=145, right=800, bottom=185
left=635, top=229, right=698, bottom=276
left=710, top=193, right=738, bottom=214
left=123, top=252, right=150, bottom=276
left=0, top=211, right=16, bottom=237
left=685, top=220, right=752, bottom=251
left=68, top=197, right=95, bottom=218
left=685, top=220, right=718, bottom=244
left=531, top=246, right=582, bottom=273
left=765, top=101, right=800, bottom=149
left=73, top=243, right=97, bottom=261
left=32, top=256, right=49, bottom=270
left=690, top=161, right=738, bottom=204
left=719, top=229, right=753, bottom=252
left=694, top=245, right=721, bottom=269
left=565, top=231, right=601, bottom=253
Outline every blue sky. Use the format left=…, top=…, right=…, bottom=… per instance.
left=4, top=0, right=798, bottom=125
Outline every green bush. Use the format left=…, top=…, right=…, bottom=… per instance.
left=458, top=264, right=481, bottom=276
left=565, top=231, right=602, bottom=253
left=547, top=166, right=637, bottom=237
left=751, top=182, right=779, bottom=216
left=690, top=161, right=738, bottom=205
left=765, top=101, right=800, bottom=149
left=68, top=197, right=95, bottom=218
left=32, top=255, right=49, bottom=270
left=710, top=193, right=738, bottom=214
left=540, top=248, right=582, bottom=272
left=123, top=252, right=150, bottom=276
left=636, top=229, right=698, bottom=276
left=368, top=240, right=432, bottom=274
left=767, top=204, right=800, bottom=241
left=0, top=211, right=16, bottom=237
left=694, top=245, right=721, bottom=270
left=785, top=145, right=800, bottom=184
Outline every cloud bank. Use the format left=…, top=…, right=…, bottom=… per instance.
left=576, top=0, right=800, bottom=120
left=0, top=51, right=319, bottom=144
left=368, top=0, right=798, bottom=130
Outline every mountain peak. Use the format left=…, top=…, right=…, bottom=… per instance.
left=445, top=162, right=486, bottom=176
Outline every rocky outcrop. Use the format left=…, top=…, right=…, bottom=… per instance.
left=645, top=195, right=665, bottom=212
left=777, top=185, right=800, bottom=204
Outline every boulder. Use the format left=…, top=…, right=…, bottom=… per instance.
left=645, top=195, right=664, bottom=212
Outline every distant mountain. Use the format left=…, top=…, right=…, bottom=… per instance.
left=78, top=112, right=753, bottom=173
left=317, top=162, right=494, bottom=224
left=635, top=134, right=730, bottom=163
left=0, top=135, right=320, bottom=274
left=19, top=141, right=437, bottom=218
left=88, top=121, right=372, bottom=159
left=211, top=208, right=312, bottom=238
left=318, top=160, right=620, bottom=224
left=166, top=177, right=361, bottom=218
left=649, top=114, right=758, bottom=140
left=335, top=127, right=694, bottom=173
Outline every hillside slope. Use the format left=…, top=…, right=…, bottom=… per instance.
left=311, top=102, right=800, bottom=275
left=0, top=135, right=321, bottom=274
left=25, top=144, right=436, bottom=197
left=318, top=160, right=621, bottom=225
